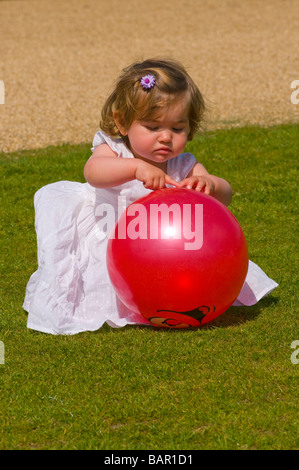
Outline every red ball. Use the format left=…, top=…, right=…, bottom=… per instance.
left=107, top=188, right=248, bottom=328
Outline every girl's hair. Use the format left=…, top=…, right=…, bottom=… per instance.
left=100, top=58, right=205, bottom=144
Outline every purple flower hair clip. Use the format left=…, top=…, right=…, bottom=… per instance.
left=140, top=74, right=156, bottom=90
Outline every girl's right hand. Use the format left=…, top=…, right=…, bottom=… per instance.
left=135, top=160, right=179, bottom=190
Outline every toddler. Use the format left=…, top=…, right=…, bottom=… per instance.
left=23, top=58, right=277, bottom=334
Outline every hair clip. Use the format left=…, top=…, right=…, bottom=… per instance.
left=140, top=74, right=156, bottom=90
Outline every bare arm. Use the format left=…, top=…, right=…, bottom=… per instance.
left=179, top=162, right=233, bottom=206
left=84, top=144, right=179, bottom=189
left=84, top=144, right=138, bottom=188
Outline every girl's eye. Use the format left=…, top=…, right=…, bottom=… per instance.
left=145, top=126, right=185, bottom=132
left=144, top=125, right=186, bottom=133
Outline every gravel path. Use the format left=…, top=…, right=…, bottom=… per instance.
left=0, top=0, right=298, bottom=152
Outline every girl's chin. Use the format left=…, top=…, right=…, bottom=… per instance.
left=134, top=154, right=169, bottom=163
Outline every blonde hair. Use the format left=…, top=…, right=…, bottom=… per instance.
left=100, top=58, right=205, bottom=144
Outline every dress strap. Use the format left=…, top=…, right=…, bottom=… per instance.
left=167, top=152, right=197, bottom=182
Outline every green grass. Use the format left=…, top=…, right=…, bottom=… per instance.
left=0, top=124, right=298, bottom=450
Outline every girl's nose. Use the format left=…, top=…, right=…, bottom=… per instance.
left=159, top=129, right=172, bottom=143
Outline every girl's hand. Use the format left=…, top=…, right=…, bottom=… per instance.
left=178, top=175, right=215, bottom=195
left=135, top=160, right=179, bottom=190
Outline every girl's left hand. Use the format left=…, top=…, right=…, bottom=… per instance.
left=178, top=175, right=215, bottom=195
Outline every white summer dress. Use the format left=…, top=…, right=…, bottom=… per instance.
left=23, top=131, right=278, bottom=335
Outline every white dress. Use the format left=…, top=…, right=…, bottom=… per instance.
left=23, top=131, right=278, bottom=335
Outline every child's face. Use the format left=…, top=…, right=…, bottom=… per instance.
left=124, top=96, right=190, bottom=164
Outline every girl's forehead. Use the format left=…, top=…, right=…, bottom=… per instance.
left=143, top=95, right=190, bottom=121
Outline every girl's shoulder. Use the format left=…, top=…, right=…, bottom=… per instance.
left=91, top=131, right=132, bottom=158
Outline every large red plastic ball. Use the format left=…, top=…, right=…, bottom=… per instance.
left=107, top=188, right=248, bottom=328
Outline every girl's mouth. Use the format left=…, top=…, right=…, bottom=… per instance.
left=155, top=147, right=172, bottom=155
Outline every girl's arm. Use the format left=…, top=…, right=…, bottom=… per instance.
left=84, top=144, right=179, bottom=189
left=84, top=144, right=138, bottom=188
left=179, top=162, right=233, bottom=206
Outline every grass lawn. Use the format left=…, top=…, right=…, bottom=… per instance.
left=0, top=124, right=298, bottom=450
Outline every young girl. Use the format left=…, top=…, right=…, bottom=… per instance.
left=23, top=58, right=277, bottom=335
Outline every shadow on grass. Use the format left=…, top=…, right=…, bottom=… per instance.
left=203, top=294, right=279, bottom=330
left=94, top=294, right=279, bottom=335
left=23, top=294, right=279, bottom=337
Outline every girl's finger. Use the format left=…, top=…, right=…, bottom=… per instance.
left=178, top=178, right=194, bottom=189
left=195, top=181, right=205, bottom=192
left=165, top=175, right=180, bottom=187
left=178, top=178, right=188, bottom=186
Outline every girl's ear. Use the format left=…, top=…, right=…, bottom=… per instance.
left=113, top=111, right=128, bottom=136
